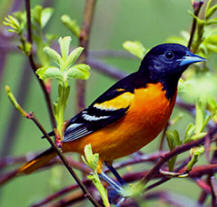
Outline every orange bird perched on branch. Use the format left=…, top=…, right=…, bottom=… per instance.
left=0, top=43, right=205, bottom=191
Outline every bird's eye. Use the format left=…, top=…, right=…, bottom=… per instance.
left=165, top=51, right=174, bottom=60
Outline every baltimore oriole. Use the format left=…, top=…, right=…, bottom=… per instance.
left=0, top=43, right=205, bottom=188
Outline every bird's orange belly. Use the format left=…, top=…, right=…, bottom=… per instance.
left=63, top=83, right=176, bottom=162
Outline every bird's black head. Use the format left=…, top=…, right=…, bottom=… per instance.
left=139, top=43, right=205, bottom=98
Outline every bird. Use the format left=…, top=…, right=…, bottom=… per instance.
left=0, top=43, right=205, bottom=190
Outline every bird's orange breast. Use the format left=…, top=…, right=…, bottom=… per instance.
left=63, top=82, right=176, bottom=162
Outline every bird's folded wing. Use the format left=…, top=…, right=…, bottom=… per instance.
left=63, top=89, right=134, bottom=143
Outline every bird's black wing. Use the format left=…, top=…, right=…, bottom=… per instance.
left=63, top=74, right=138, bottom=143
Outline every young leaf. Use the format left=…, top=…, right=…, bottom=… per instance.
left=83, top=144, right=99, bottom=170
left=67, top=64, right=90, bottom=80
left=18, top=41, right=32, bottom=56
left=187, top=146, right=205, bottom=171
left=3, top=15, right=22, bottom=34
left=82, top=144, right=109, bottom=207
left=122, top=41, right=146, bottom=59
left=43, top=46, right=62, bottom=65
left=63, top=47, right=84, bottom=70
left=166, top=129, right=182, bottom=171
left=61, top=15, right=80, bottom=38
left=206, top=4, right=217, bottom=19
left=184, top=123, right=195, bottom=143
left=36, top=66, right=63, bottom=82
left=190, top=132, right=207, bottom=140
left=195, top=100, right=205, bottom=134
left=58, top=36, right=71, bottom=60
left=41, top=8, right=54, bottom=28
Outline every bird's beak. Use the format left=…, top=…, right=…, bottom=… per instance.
left=179, top=51, right=206, bottom=67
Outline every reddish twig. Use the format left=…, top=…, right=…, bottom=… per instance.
left=31, top=185, right=89, bottom=207
left=194, top=178, right=211, bottom=193
left=140, top=124, right=217, bottom=185
left=46, top=191, right=85, bottom=207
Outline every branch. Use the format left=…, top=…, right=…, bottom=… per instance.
left=31, top=163, right=217, bottom=207
left=31, top=184, right=89, bottom=207
left=89, top=50, right=136, bottom=59
left=4, top=86, right=99, bottom=207
left=24, top=0, right=56, bottom=129
left=187, top=0, right=204, bottom=49
left=75, top=0, right=97, bottom=112
left=111, top=151, right=167, bottom=171
left=28, top=113, right=100, bottom=207
left=140, top=124, right=217, bottom=185
left=87, top=58, right=127, bottom=80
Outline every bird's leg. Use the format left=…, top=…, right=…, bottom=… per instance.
left=99, top=172, right=123, bottom=193
left=99, top=172, right=126, bottom=205
left=105, top=162, right=126, bottom=185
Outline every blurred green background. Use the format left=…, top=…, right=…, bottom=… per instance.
left=0, top=0, right=210, bottom=206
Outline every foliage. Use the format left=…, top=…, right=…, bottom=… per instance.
left=37, top=36, right=90, bottom=138
left=82, top=144, right=110, bottom=207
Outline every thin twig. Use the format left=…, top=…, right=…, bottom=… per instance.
left=187, top=1, right=204, bottom=49
left=140, top=124, right=217, bottom=185
left=76, top=0, right=97, bottom=112
left=87, top=58, right=127, bottom=80
left=24, top=0, right=56, bottom=129
left=0, top=62, right=32, bottom=159
left=27, top=112, right=100, bottom=207
left=89, top=50, right=136, bottom=59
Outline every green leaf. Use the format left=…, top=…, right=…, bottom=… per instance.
left=188, top=10, right=205, bottom=25
left=83, top=144, right=99, bottom=170
left=191, top=146, right=205, bottom=156
left=58, top=36, right=71, bottom=60
left=3, top=15, right=21, bottom=34
left=32, top=5, right=42, bottom=25
left=166, top=130, right=181, bottom=150
left=63, top=47, right=84, bottom=70
left=122, top=41, right=146, bottom=59
left=67, top=64, right=90, bottom=80
left=184, top=123, right=195, bottom=143
left=18, top=41, right=32, bottom=56
left=166, top=130, right=181, bottom=171
left=43, top=46, right=61, bottom=65
left=190, top=132, right=207, bottom=141
left=36, top=66, right=63, bottom=81
left=170, top=113, right=184, bottom=125
left=41, top=8, right=54, bottom=28
left=187, top=146, right=205, bottom=171
left=206, top=4, right=217, bottom=19
left=61, top=15, right=80, bottom=38
left=195, top=100, right=205, bottom=134
left=206, top=18, right=217, bottom=25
